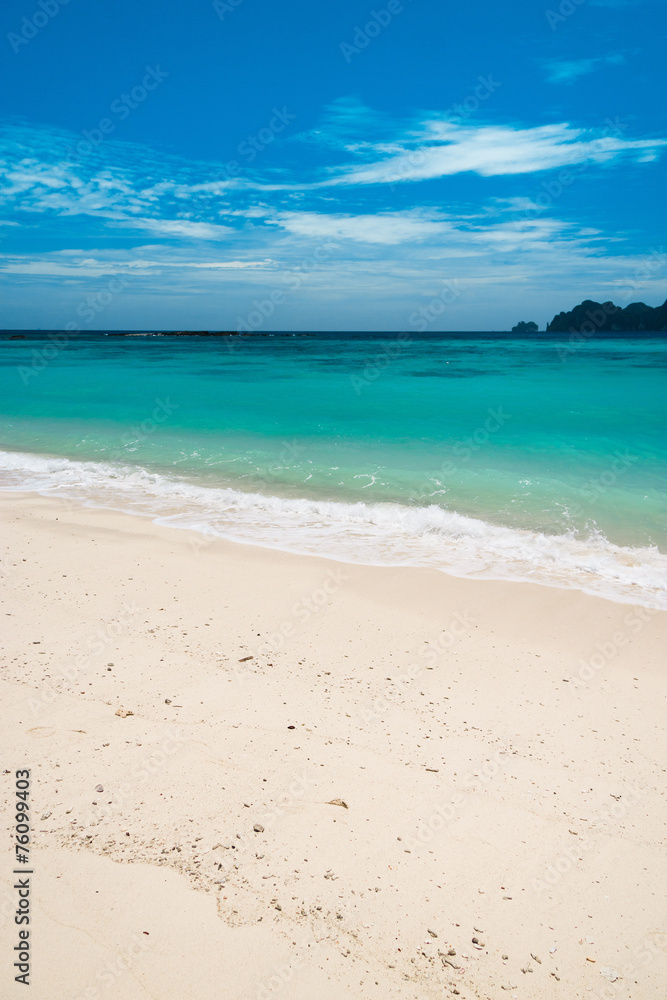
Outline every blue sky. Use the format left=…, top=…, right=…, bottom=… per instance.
left=0, top=0, right=665, bottom=331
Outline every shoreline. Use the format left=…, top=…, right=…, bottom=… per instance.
left=1, top=491, right=666, bottom=998
left=1, top=452, right=665, bottom=611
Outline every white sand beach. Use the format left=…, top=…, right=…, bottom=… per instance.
left=1, top=492, right=665, bottom=999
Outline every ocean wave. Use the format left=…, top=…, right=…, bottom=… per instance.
left=1, top=449, right=665, bottom=608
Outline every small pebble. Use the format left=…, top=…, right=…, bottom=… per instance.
left=253, top=823, right=265, bottom=833
left=95, top=784, right=103, bottom=793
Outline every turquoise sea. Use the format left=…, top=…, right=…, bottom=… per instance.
left=1, top=331, right=666, bottom=607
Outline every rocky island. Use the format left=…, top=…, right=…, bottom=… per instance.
left=547, top=298, right=667, bottom=333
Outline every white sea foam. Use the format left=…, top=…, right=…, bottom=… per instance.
left=1, top=449, right=666, bottom=608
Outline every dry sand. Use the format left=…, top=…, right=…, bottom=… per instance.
left=1, top=491, right=665, bottom=999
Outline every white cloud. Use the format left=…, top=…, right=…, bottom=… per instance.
left=0, top=257, right=128, bottom=277
left=273, top=210, right=452, bottom=244
left=109, top=218, right=234, bottom=240
left=0, top=248, right=274, bottom=278
left=325, top=121, right=666, bottom=186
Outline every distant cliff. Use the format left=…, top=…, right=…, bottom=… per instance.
left=547, top=298, right=667, bottom=333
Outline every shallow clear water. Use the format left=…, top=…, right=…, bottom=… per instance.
left=1, top=331, right=666, bottom=606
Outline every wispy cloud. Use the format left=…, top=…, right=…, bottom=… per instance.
left=543, top=53, right=626, bottom=84
left=322, top=119, right=664, bottom=186
left=272, top=210, right=452, bottom=244
left=0, top=250, right=273, bottom=277
left=109, top=218, right=235, bottom=240
left=3, top=113, right=663, bottom=232
left=0, top=113, right=665, bottom=327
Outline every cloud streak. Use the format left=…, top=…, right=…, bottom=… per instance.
left=543, top=53, right=625, bottom=84
left=322, top=120, right=664, bottom=186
